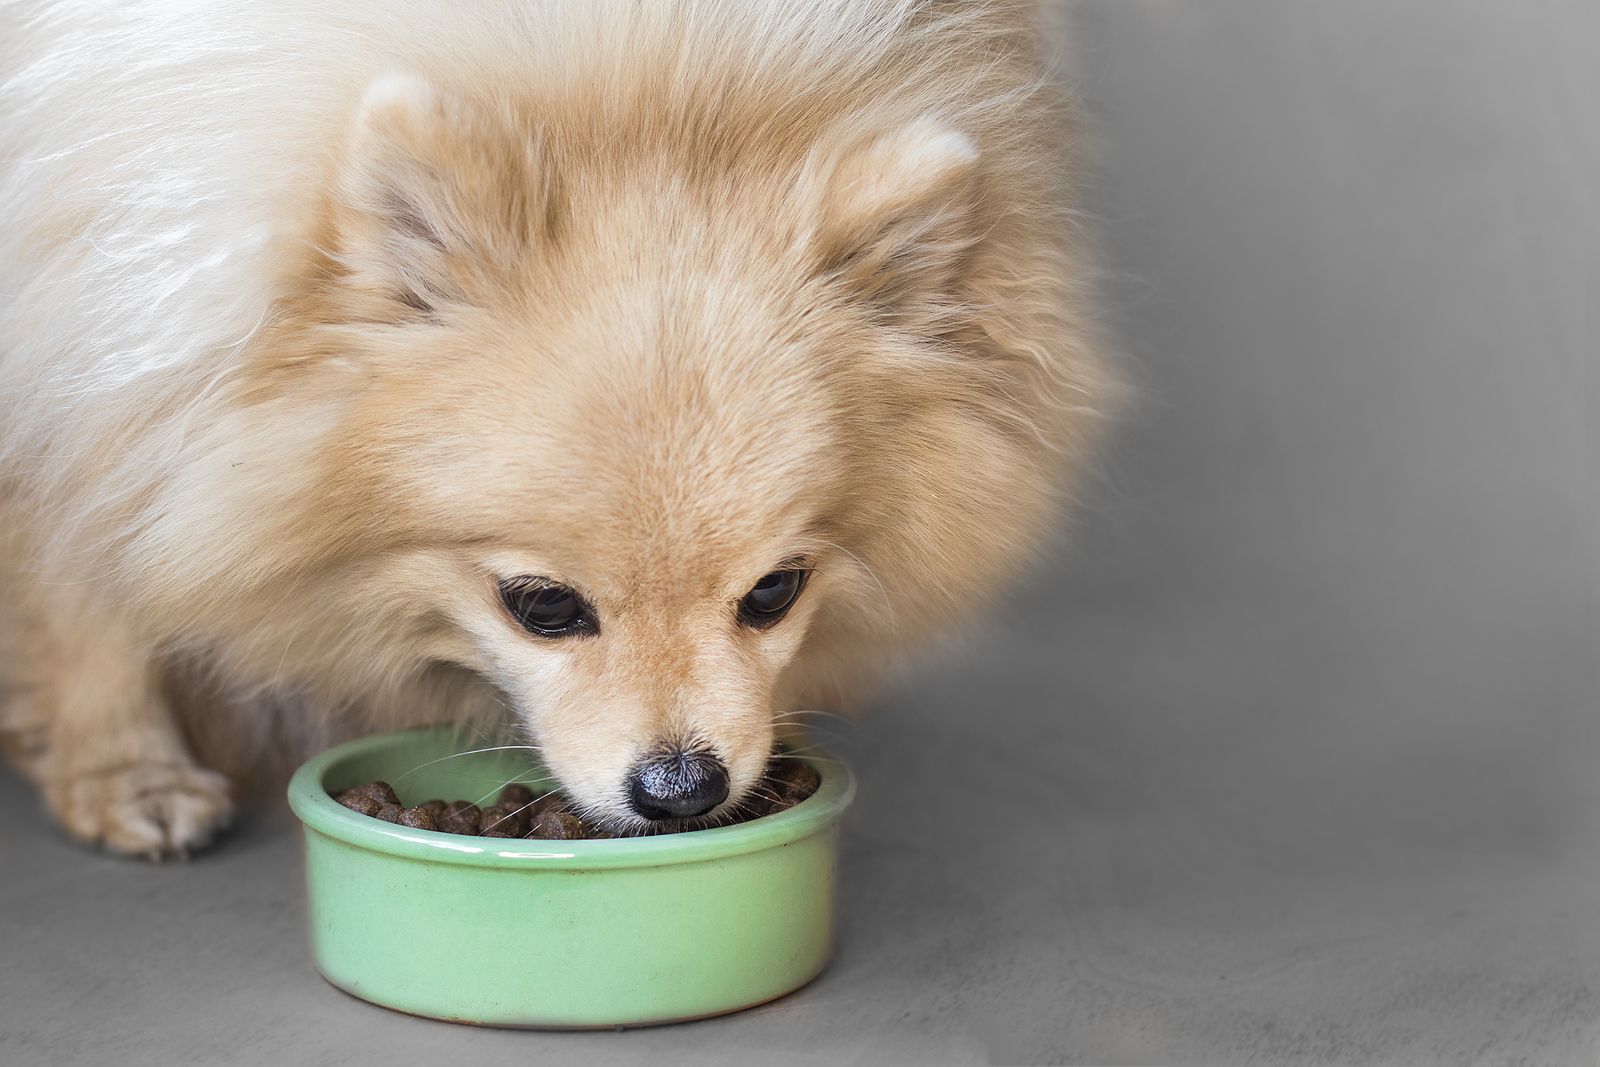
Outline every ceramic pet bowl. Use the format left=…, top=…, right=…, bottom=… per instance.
left=286, top=726, right=854, bottom=1028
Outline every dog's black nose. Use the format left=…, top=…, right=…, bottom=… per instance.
left=627, top=748, right=729, bottom=820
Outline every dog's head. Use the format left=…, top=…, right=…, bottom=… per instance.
left=193, top=74, right=1093, bottom=829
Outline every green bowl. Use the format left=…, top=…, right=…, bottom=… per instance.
left=286, top=727, right=855, bottom=1028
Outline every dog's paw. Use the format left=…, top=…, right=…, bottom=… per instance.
left=49, top=761, right=235, bottom=859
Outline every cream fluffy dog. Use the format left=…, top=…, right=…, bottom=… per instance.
left=0, top=0, right=1109, bottom=856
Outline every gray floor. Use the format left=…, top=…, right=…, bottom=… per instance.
left=3, top=2, right=1597, bottom=1065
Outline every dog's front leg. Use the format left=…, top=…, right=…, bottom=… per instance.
left=27, top=595, right=233, bottom=859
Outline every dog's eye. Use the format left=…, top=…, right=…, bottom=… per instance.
left=498, top=577, right=597, bottom=639
left=738, top=569, right=808, bottom=629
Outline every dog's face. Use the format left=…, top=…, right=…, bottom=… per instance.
left=365, top=261, right=858, bottom=829
left=203, top=74, right=1071, bottom=829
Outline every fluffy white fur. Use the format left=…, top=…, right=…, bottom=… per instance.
left=0, top=0, right=1111, bottom=856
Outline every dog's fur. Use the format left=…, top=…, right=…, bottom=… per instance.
left=0, top=0, right=1110, bottom=855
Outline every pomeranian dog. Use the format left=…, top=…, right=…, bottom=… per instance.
left=0, top=0, right=1110, bottom=857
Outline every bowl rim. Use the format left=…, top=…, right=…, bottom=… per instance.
left=286, top=726, right=855, bottom=870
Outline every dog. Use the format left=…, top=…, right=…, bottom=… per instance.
left=0, top=0, right=1111, bottom=856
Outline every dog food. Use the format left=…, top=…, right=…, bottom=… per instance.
left=332, top=758, right=820, bottom=839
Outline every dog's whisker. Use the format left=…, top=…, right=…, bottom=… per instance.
left=771, top=708, right=851, bottom=722
left=472, top=781, right=563, bottom=820
left=765, top=753, right=842, bottom=767
left=772, top=726, right=848, bottom=745
left=472, top=771, right=527, bottom=808
left=771, top=713, right=851, bottom=729
left=390, top=744, right=544, bottom=783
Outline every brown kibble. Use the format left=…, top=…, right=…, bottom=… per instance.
left=330, top=759, right=824, bottom=839
left=739, top=790, right=779, bottom=819
left=791, top=768, right=820, bottom=801
left=530, top=792, right=566, bottom=818
left=525, top=810, right=586, bottom=840
left=738, top=758, right=819, bottom=818
left=438, top=801, right=481, bottom=836
left=335, top=791, right=383, bottom=817
left=480, top=804, right=525, bottom=836
left=769, top=759, right=820, bottom=806
left=397, top=806, right=438, bottom=831
left=366, top=780, right=401, bottom=806
left=503, top=788, right=560, bottom=819
left=496, top=784, right=535, bottom=809
left=337, top=781, right=401, bottom=808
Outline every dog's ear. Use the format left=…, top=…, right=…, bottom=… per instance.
left=807, top=117, right=982, bottom=326
left=332, top=73, right=549, bottom=317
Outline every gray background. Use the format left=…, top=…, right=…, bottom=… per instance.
left=2, top=2, right=1595, bottom=1064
